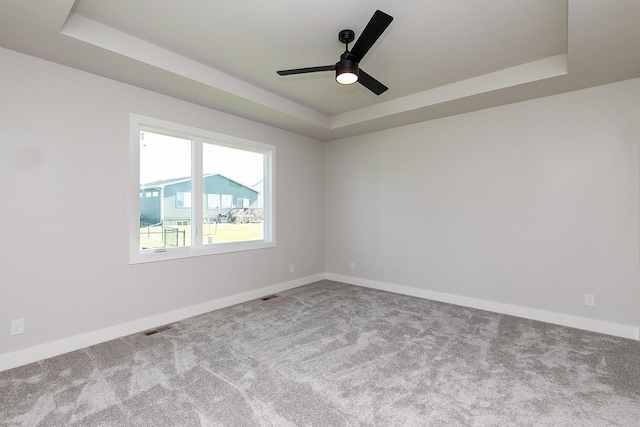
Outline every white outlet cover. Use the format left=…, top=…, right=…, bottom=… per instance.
left=584, top=294, right=595, bottom=307
left=11, top=319, right=24, bottom=335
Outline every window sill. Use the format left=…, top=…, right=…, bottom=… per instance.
left=130, top=240, right=276, bottom=264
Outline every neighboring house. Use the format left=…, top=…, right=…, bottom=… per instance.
left=140, top=173, right=260, bottom=226
left=252, top=179, right=264, bottom=209
left=139, top=186, right=162, bottom=225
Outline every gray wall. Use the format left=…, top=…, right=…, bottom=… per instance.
left=0, top=47, right=325, bottom=358
left=325, top=79, right=640, bottom=329
left=2, top=44, right=639, bottom=365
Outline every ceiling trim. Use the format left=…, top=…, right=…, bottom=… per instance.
left=13, top=1, right=630, bottom=141
left=330, top=54, right=567, bottom=129
left=60, top=12, right=568, bottom=134
left=61, top=13, right=330, bottom=129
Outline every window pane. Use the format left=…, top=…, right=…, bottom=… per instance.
left=207, top=194, right=221, bottom=209
left=202, top=142, right=264, bottom=245
left=176, top=192, right=191, bottom=208
left=221, top=194, right=233, bottom=209
left=139, top=131, right=192, bottom=250
left=131, top=114, right=275, bottom=264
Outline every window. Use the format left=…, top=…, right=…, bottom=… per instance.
left=207, top=194, right=221, bottom=209
left=221, top=194, right=233, bottom=209
left=176, top=192, right=191, bottom=208
left=130, top=114, right=275, bottom=264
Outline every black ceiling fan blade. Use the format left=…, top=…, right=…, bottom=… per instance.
left=277, top=65, right=335, bottom=76
left=349, top=10, right=393, bottom=63
left=358, top=69, right=388, bottom=95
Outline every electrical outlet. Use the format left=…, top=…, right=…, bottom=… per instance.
left=350, top=261, right=355, bottom=270
left=289, top=264, right=295, bottom=273
left=11, top=319, right=24, bottom=335
left=584, top=294, right=595, bottom=307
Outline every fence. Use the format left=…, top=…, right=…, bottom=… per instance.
left=140, top=224, right=186, bottom=247
left=163, top=226, right=186, bottom=247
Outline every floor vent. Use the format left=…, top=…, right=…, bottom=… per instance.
left=260, top=295, right=279, bottom=301
left=143, top=325, right=172, bottom=336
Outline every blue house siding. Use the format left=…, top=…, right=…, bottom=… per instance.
left=139, top=187, right=161, bottom=225
left=202, top=175, right=258, bottom=221
left=162, top=180, right=192, bottom=224
left=141, top=174, right=259, bottom=226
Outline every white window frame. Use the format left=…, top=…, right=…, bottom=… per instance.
left=130, top=114, right=275, bottom=264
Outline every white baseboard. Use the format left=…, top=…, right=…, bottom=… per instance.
left=2, top=272, right=637, bottom=372
left=325, top=273, right=640, bottom=341
left=0, top=274, right=324, bottom=372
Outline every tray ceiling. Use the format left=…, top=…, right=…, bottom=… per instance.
left=1, top=0, right=639, bottom=140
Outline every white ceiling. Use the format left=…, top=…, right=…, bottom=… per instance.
left=1, top=0, right=639, bottom=141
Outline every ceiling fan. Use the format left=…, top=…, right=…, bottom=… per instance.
left=276, top=10, right=394, bottom=95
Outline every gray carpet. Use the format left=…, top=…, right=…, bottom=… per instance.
left=1, top=280, right=639, bottom=426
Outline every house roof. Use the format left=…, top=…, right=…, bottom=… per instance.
left=141, top=173, right=259, bottom=193
left=2, top=1, right=639, bottom=140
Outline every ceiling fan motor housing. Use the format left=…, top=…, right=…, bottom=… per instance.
left=338, top=29, right=355, bottom=44
left=336, top=57, right=359, bottom=80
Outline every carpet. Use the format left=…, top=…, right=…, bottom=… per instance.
left=1, top=280, right=639, bottom=426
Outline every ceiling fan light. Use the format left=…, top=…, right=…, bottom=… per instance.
left=336, top=71, right=358, bottom=85
left=335, top=58, right=359, bottom=85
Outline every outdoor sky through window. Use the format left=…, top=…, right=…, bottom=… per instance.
left=140, top=131, right=264, bottom=186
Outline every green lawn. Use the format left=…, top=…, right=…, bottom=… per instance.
left=140, top=223, right=263, bottom=249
